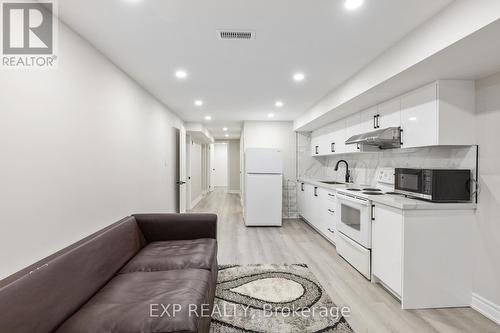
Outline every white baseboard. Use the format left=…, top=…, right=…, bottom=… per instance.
left=190, top=194, right=203, bottom=209
left=227, top=190, right=240, bottom=195
left=471, top=293, right=500, bottom=325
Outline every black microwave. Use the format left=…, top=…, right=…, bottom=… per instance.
left=394, top=168, right=471, bottom=202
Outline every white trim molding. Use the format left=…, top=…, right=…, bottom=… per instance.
left=227, top=190, right=240, bottom=195
left=471, top=293, right=500, bottom=325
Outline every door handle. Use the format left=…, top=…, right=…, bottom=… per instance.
left=371, top=204, right=375, bottom=221
left=373, top=115, right=377, bottom=129
left=376, top=114, right=380, bottom=128
left=328, top=228, right=335, bottom=234
left=328, top=209, right=335, bottom=213
left=331, top=142, right=335, bottom=153
left=314, top=187, right=318, bottom=197
left=328, top=193, right=335, bottom=197
left=301, top=183, right=304, bottom=191
left=315, top=146, right=319, bottom=155
left=176, top=181, right=186, bottom=185
left=399, top=128, right=404, bottom=145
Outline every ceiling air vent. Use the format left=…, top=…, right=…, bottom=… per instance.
left=217, top=30, right=255, bottom=40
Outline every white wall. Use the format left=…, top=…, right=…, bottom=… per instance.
left=0, top=20, right=183, bottom=279
left=474, top=72, right=500, bottom=312
left=243, top=121, right=297, bottom=218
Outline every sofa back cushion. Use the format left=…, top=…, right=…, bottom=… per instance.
left=0, top=216, right=145, bottom=333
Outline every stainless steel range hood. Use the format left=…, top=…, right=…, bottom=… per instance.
left=345, top=127, right=401, bottom=149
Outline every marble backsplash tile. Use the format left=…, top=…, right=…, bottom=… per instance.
left=297, top=132, right=477, bottom=186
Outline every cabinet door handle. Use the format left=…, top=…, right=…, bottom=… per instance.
left=356, top=143, right=360, bottom=150
left=376, top=114, right=380, bottom=128
left=331, top=142, right=335, bottom=153
left=399, top=128, right=404, bottom=145
left=328, top=209, right=335, bottom=213
left=328, top=193, right=335, bottom=197
left=373, top=115, right=377, bottom=129
left=371, top=204, right=375, bottom=221
left=315, top=146, right=319, bottom=155
left=314, top=187, right=318, bottom=197
left=301, top=183, right=304, bottom=191
left=328, top=228, right=335, bottom=234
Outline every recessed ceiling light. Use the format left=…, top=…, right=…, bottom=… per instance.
left=194, top=100, right=203, bottom=106
left=293, top=72, right=305, bottom=82
left=345, top=0, right=364, bottom=10
left=225, top=134, right=229, bottom=137
left=268, top=113, right=275, bottom=118
left=175, top=70, right=187, bottom=79
left=204, top=115, right=212, bottom=121
left=275, top=101, right=284, bottom=108
left=222, top=127, right=228, bottom=131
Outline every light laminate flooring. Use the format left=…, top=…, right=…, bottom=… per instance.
left=191, top=189, right=499, bottom=333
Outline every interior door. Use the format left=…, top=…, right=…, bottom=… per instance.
left=213, top=143, right=228, bottom=187
left=209, top=144, right=215, bottom=191
left=176, top=127, right=187, bottom=213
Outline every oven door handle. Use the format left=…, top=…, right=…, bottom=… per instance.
left=337, top=193, right=369, bottom=206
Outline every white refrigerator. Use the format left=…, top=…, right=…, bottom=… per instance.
left=244, top=148, right=283, bottom=226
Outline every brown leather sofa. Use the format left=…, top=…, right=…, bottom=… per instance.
left=0, top=213, right=218, bottom=333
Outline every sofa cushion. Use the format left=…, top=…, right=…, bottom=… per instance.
left=56, top=269, right=211, bottom=333
left=120, top=239, right=217, bottom=273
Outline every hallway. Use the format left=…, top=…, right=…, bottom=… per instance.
left=191, top=189, right=498, bottom=333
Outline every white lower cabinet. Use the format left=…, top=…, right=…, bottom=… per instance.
left=297, top=182, right=336, bottom=244
left=297, top=181, right=307, bottom=219
left=372, top=204, right=402, bottom=297
left=318, top=187, right=337, bottom=243
left=371, top=202, right=475, bottom=309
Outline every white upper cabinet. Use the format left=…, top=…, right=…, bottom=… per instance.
left=360, top=106, right=378, bottom=133
left=311, top=80, right=475, bottom=156
left=400, top=81, right=475, bottom=148
left=359, top=99, right=400, bottom=132
left=327, top=121, right=345, bottom=155
left=343, top=113, right=361, bottom=153
left=400, top=83, right=438, bottom=148
left=311, top=120, right=345, bottom=156
left=377, top=98, right=401, bottom=129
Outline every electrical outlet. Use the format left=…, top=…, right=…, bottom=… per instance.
left=376, top=167, right=395, bottom=185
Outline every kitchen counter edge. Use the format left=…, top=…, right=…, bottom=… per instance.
left=297, top=178, right=477, bottom=211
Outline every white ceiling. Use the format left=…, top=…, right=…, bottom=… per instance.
left=56, top=0, right=453, bottom=139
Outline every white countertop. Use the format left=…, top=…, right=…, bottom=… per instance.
left=297, top=177, right=477, bottom=211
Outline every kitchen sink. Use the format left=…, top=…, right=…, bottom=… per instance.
left=320, top=181, right=345, bottom=185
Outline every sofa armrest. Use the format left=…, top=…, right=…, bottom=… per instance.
left=133, top=213, right=217, bottom=242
